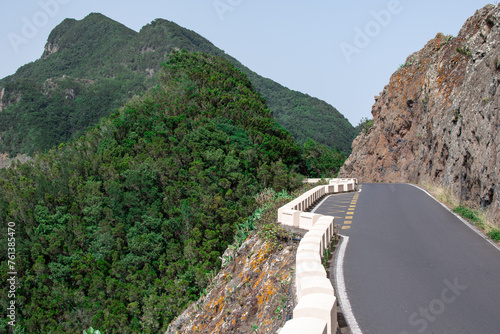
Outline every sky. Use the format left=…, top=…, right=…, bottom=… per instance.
left=0, top=0, right=494, bottom=126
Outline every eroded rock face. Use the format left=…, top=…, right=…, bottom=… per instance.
left=166, top=234, right=296, bottom=334
left=341, top=4, right=500, bottom=221
left=42, top=42, right=59, bottom=58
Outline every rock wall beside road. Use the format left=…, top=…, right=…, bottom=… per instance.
left=340, top=4, right=500, bottom=224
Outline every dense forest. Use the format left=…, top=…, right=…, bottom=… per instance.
left=0, top=13, right=356, bottom=157
left=0, top=51, right=343, bottom=333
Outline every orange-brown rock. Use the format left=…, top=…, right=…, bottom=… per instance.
left=166, top=233, right=297, bottom=334
left=341, top=4, right=500, bottom=223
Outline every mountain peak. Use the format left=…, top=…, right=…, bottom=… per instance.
left=42, top=12, right=136, bottom=59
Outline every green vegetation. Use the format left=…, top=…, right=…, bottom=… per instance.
left=234, top=188, right=293, bottom=247
left=440, top=34, right=454, bottom=49
left=0, top=51, right=338, bottom=333
left=302, top=139, right=345, bottom=178
left=488, top=228, right=500, bottom=242
left=0, top=13, right=355, bottom=157
left=456, top=45, right=472, bottom=57
left=83, top=327, right=102, bottom=334
left=399, top=62, right=412, bottom=69
left=398, top=57, right=416, bottom=70
left=424, top=183, right=499, bottom=244
left=355, top=117, right=374, bottom=136
left=453, top=205, right=480, bottom=223
left=452, top=204, right=500, bottom=242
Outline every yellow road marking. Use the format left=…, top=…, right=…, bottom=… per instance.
left=345, top=216, right=353, bottom=219
left=342, top=226, right=351, bottom=230
left=344, top=220, right=352, bottom=224
left=347, top=211, right=354, bottom=215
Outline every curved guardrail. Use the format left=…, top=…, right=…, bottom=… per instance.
left=279, top=178, right=357, bottom=334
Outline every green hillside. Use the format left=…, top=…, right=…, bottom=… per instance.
left=0, top=51, right=324, bottom=333
left=0, top=13, right=355, bottom=156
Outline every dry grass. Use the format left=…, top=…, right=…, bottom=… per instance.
left=420, top=182, right=500, bottom=244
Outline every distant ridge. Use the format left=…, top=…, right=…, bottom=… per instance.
left=0, top=13, right=356, bottom=156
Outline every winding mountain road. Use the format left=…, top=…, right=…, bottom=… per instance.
left=314, top=183, right=500, bottom=334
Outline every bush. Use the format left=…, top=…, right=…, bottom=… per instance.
left=488, top=228, right=500, bottom=242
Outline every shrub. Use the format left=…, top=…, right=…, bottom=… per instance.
left=488, top=228, right=500, bottom=242
left=452, top=205, right=480, bottom=223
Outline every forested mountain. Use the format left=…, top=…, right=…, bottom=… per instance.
left=0, top=51, right=337, bottom=333
left=0, top=13, right=355, bottom=157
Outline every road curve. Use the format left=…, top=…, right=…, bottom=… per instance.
left=322, top=183, right=500, bottom=334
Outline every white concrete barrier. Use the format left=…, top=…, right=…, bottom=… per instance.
left=303, top=229, right=327, bottom=251
left=297, top=276, right=335, bottom=302
left=280, top=317, right=327, bottom=334
left=300, top=235, right=324, bottom=254
left=297, top=241, right=321, bottom=256
left=296, top=250, right=321, bottom=264
left=279, top=178, right=356, bottom=334
left=296, top=261, right=326, bottom=282
left=299, top=212, right=322, bottom=230
left=293, top=293, right=337, bottom=334
left=313, top=217, right=334, bottom=245
left=282, top=209, right=301, bottom=227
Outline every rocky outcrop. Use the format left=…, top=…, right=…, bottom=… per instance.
left=0, top=87, right=5, bottom=112
left=42, top=42, right=59, bottom=58
left=166, top=233, right=296, bottom=334
left=340, top=4, right=500, bottom=223
left=0, top=87, right=20, bottom=112
left=0, top=153, right=31, bottom=169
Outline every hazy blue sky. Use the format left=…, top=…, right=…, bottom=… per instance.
left=0, top=0, right=493, bottom=126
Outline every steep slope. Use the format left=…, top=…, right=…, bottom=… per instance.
left=0, top=51, right=307, bottom=333
left=0, top=13, right=355, bottom=156
left=341, top=4, right=500, bottom=223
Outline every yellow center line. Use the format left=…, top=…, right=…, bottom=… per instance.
left=342, top=226, right=351, bottom=230
left=345, top=216, right=353, bottom=219
left=344, top=220, right=352, bottom=224
left=346, top=211, right=354, bottom=215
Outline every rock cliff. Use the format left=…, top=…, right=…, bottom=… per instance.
left=340, top=4, right=500, bottom=223
left=166, top=233, right=297, bottom=334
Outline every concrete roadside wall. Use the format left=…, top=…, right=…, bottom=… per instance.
left=279, top=178, right=356, bottom=334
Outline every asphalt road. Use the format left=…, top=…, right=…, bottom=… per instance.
left=316, top=183, right=500, bottom=334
